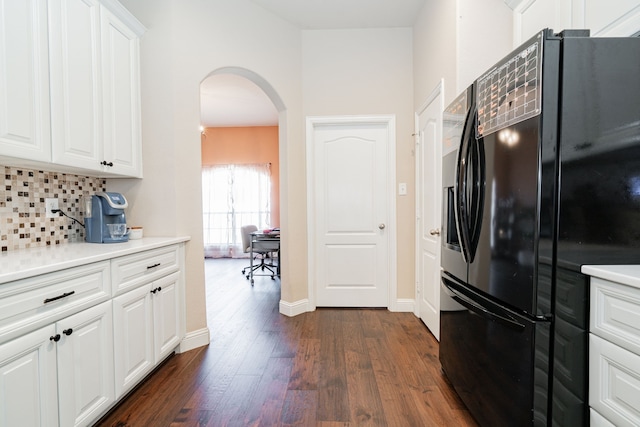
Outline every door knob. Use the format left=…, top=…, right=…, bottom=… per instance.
left=429, top=228, right=440, bottom=236
left=379, top=223, right=386, bottom=230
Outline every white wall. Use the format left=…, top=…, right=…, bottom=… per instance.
left=413, top=0, right=513, bottom=109
left=457, top=0, right=514, bottom=91
left=302, top=28, right=416, bottom=298
left=110, top=0, right=305, bottom=336
left=413, top=0, right=457, bottom=108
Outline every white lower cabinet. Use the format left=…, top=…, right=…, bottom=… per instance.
left=113, top=283, right=154, bottom=399
left=57, top=301, right=114, bottom=427
left=591, top=408, right=616, bottom=426
left=0, top=241, right=186, bottom=427
left=0, top=301, right=114, bottom=427
left=0, top=325, right=58, bottom=427
left=152, top=272, right=182, bottom=363
left=587, top=270, right=640, bottom=427
left=112, top=271, right=182, bottom=399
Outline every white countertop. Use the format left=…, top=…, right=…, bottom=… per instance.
left=0, top=236, right=190, bottom=284
left=582, top=265, right=640, bottom=289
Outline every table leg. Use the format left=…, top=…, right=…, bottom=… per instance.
left=249, top=237, right=254, bottom=285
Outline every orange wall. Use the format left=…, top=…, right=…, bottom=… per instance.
left=201, top=126, right=280, bottom=227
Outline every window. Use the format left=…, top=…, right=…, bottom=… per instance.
left=202, top=163, right=272, bottom=258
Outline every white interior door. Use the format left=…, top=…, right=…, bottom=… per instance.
left=307, top=116, right=395, bottom=308
left=416, top=83, right=443, bottom=340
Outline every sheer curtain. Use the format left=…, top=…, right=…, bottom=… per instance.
left=202, top=163, right=271, bottom=258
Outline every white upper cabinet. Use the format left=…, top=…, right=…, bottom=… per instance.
left=0, top=0, right=144, bottom=177
left=49, top=0, right=103, bottom=173
left=507, top=0, right=640, bottom=45
left=100, top=4, right=143, bottom=177
left=0, top=0, right=51, bottom=162
left=49, top=0, right=144, bottom=177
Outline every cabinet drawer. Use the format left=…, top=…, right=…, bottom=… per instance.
left=590, top=277, right=640, bottom=355
left=111, top=245, right=179, bottom=296
left=589, top=334, right=640, bottom=427
left=0, top=261, right=110, bottom=344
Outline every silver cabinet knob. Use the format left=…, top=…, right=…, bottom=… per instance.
left=379, top=223, right=386, bottom=230
left=429, top=228, right=440, bottom=235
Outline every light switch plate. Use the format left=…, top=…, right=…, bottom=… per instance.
left=399, top=183, right=407, bottom=196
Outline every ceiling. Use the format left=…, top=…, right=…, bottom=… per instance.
left=200, top=74, right=278, bottom=128
left=200, top=0, right=427, bottom=128
left=247, top=0, right=428, bottom=30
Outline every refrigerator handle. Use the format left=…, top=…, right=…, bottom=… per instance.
left=455, top=105, right=475, bottom=263
left=443, top=278, right=526, bottom=331
left=468, top=118, right=485, bottom=261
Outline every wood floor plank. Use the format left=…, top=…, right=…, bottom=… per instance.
left=342, top=317, right=387, bottom=426
left=169, top=408, right=214, bottom=427
left=366, top=335, right=430, bottom=426
left=357, top=308, right=388, bottom=338
left=180, top=326, right=264, bottom=411
left=299, top=308, right=320, bottom=339
left=236, top=330, right=279, bottom=376
left=316, top=310, right=351, bottom=423
left=288, top=338, right=321, bottom=390
left=241, top=357, right=293, bottom=426
left=280, top=390, right=318, bottom=427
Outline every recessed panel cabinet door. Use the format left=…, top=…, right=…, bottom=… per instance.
left=0, top=0, right=51, bottom=162
left=56, top=301, right=114, bottom=427
left=100, top=5, right=142, bottom=177
left=0, top=325, right=59, bottom=427
left=49, top=0, right=103, bottom=171
left=112, top=284, right=154, bottom=399
left=152, top=272, right=182, bottom=363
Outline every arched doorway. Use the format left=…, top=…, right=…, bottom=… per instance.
left=199, top=67, right=286, bottom=326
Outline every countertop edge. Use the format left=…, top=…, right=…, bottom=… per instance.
left=581, top=265, right=640, bottom=289
left=0, top=236, right=191, bottom=284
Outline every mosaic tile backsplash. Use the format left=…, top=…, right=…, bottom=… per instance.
left=1, top=166, right=106, bottom=252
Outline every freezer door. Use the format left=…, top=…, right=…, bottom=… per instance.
left=440, top=274, right=550, bottom=427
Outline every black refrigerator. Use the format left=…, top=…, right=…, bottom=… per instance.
left=439, top=29, right=640, bottom=427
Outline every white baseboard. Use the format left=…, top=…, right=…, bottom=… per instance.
left=279, top=298, right=311, bottom=317
left=390, top=298, right=415, bottom=312
left=279, top=298, right=415, bottom=316
left=178, top=327, right=210, bottom=353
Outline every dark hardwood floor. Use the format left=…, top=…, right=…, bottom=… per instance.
left=95, top=258, right=478, bottom=426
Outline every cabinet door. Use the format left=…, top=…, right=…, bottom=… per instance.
left=0, top=0, right=51, bottom=162
left=100, top=5, right=142, bottom=177
left=112, top=284, right=153, bottom=399
left=49, top=0, right=103, bottom=172
left=0, top=325, right=58, bottom=427
left=152, top=272, right=182, bottom=363
left=56, top=301, right=114, bottom=427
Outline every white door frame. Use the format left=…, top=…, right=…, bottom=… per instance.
left=414, top=80, right=444, bottom=323
left=306, top=115, right=397, bottom=311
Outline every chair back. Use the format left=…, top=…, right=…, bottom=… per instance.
left=241, top=225, right=258, bottom=253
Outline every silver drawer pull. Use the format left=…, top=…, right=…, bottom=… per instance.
left=147, top=263, right=161, bottom=270
left=44, top=291, right=75, bottom=304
